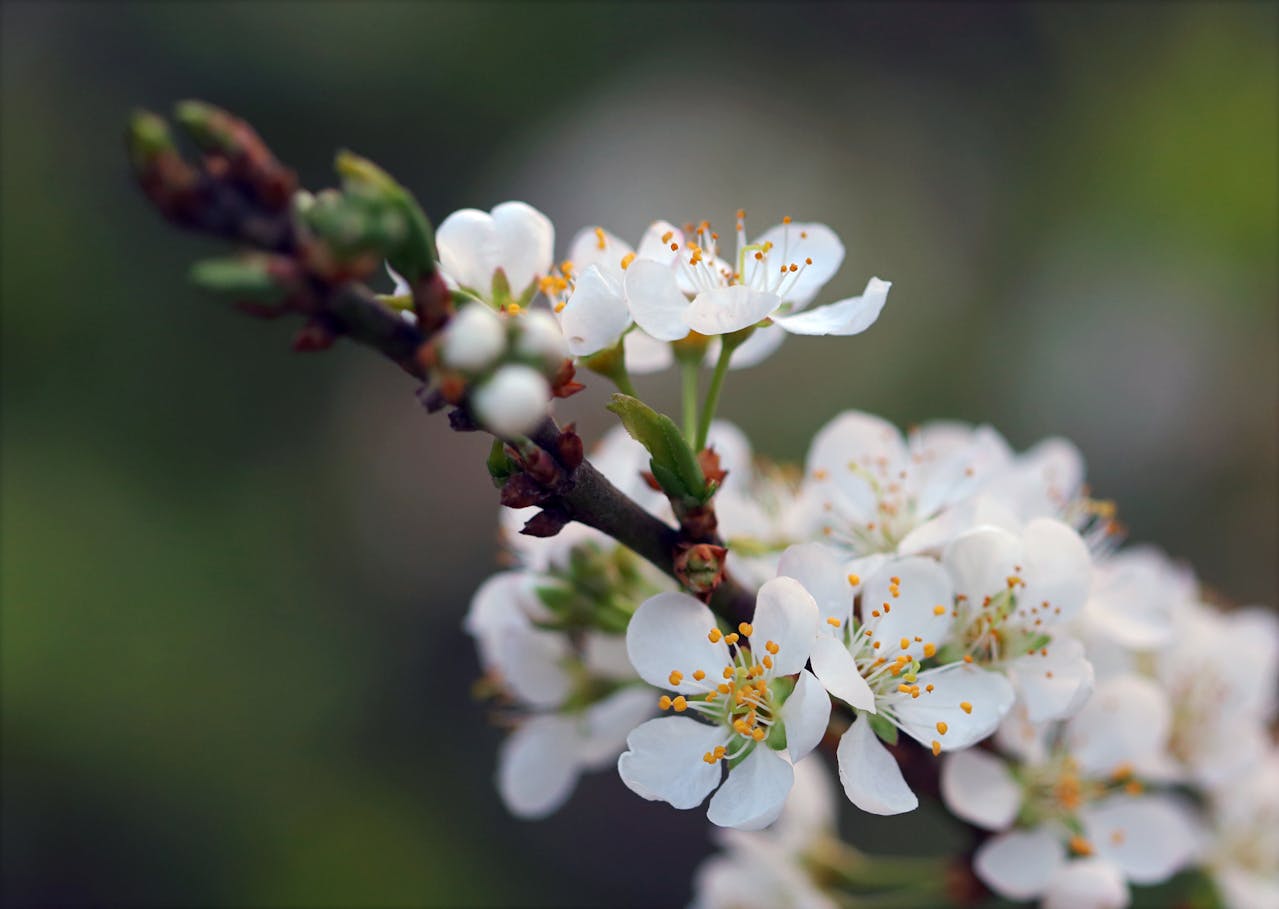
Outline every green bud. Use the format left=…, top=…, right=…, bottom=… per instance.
left=334, top=150, right=437, bottom=283
left=125, top=109, right=177, bottom=172
left=190, top=255, right=287, bottom=305
left=607, top=393, right=708, bottom=503
left=174, top=100, right=239, bottom=155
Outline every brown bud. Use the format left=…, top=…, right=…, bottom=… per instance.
left=500, top=475, right=548, bottom=511
left=438, top=372, right=466, bottom=405
left=522, top=449, right=561, bottom=487
left=698, top=447, right=728, bottom=487
left=413, top=270, right=453, bottom=336
left=549, top=359, right=585, bottom=398
left=674, top=543, right=728, bottom=597
left=521, top=508, right=572, bottom=538
left=292, top=319, right=336, bottom=352
left=555, top=424, right=584, bottom=472
left=677, top=503, right=719, bottom=542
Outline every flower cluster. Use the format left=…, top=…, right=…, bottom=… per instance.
left=434, top=199, right=1277, bottom=909
left=130, top=107, right=1274, bottom=909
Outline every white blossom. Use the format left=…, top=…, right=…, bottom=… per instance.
left=435, top=201, right=554, bottom=304
left=470, top=364, right=551, bottom=438
left=617, top=579, right=830, bottom=830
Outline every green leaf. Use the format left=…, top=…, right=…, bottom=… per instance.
left=485, top=440, right=515, bottom=488
left=606, top=394, right=707, bottom=502
left=868, top=712, right=898, bottom=746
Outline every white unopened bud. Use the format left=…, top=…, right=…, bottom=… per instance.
left=440, top=303, right=507, bottom=373
left=515, top=310, right=569, bottom=368
left=471, top=364, right=551, bottom=437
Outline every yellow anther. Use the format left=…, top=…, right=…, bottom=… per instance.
left=669, top=671, right=684, bottom=686
left=672, top=696, right=688, bottom=713
left=900, top=637, right=911, bottom=650
left=723, top=667, right=734, bottom=680
left=873, top=641, right=881, bottom=650
left=752, top=727, right=766, bottom=741
left=619, top=252, right=636, bottom=270
left=898, top=683, right=912, bottom=693
left=703, top=751, right=716, bottom=764
left=661, top=230, right=674, bottom=244
left=789, top=263, right=798, bottom=272
left=963, top=654, right=974, bottom=664
left=933, top=605, right=946, bottom=616
left=812, top=468, right=829, bottom=480
left=871, top=610, right=881, bottom=618
left=960, top=701, right=973, bottom=714
left=659, top=695, right=672, bottom=710
left=1125, top=780, right=1143, bottom=795
left=753, top=251, right=764, bottom=260
left=553, top=301, right=566, bottom=313
left=762, top=655, right=773, bottom=669
left=725, top=633, right=740, bottom=645
left=669, top=242, right=679, bottom=251
left=847, top=573, right=861, bottom=586
left=805, top=257, right=812, bottom=265
left=765, top=641, right=779, bottom=655
left=936, top=722, right=948, bottom=735
left=708, top=628, right=723, bottom=643
left=827, top=617, right=842, bottom=628
left=692, top=670, right=706, bottom=681
left=594, top=227, right=607, bottom=250
left=505, top=303, right=521, bottom=314
left=717, top=683, right=731, bottom=694
left=925, top=684, right=934, bottom=692
left=931, top=740, right=942, bottom=756
left=705, top=691, right=718, bottom=702
left=923, top=643, right=937, bottom=658
left=890, top=576, right=901, bottom=585
left=1111, top=763, right=1134, bottom=781
left=882, top=603, right=891, bottom=613
left=1069, top=836, right=1093, bottom=856
left=738, top=622, right=753, bottom=637
left=782, top=215, right=792, bottom=224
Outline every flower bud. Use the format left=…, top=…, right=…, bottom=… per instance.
left=471, top=365, right=551, bottom=438
left=440, top=303, right=506, bottom=373
left=515, top=310, right=569, bottom=368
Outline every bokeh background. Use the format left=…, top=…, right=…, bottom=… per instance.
left=3, top=2, right=1275, bottom=906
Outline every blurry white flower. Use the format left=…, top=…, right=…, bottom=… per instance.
left=470, top=364, right=551, bottom=438
left=943, top=519, right=1095, bottom=722
left=617, top=579, right=830, bottom=830
left=948, top=675, right=1196, bottom=905
left=691, top=758, right=841, bottom=909
left=439, top=301, right=507, bottom=372
left=1203, top=750, right=1279, bottom=909
left=513, top=309, right=569, bottom=367
left=436, top=201, right=554, bottom=304
left=464, top=571, right=654, bottom=819
left=800, top=411, right=1013, bottom=556
left=624, top=214, right=889, bottom=352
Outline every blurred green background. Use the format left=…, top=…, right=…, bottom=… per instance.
left=2, top=2, right=1275, bottom=906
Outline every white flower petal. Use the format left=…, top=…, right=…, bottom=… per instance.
left=464, top=571, right=538, bottom=669
left=707, top=745, right=795, bottom=830
left=1066, top=675, right=1171, bottom=777
left=622, top=328, right=674, bottom=373
left=703, top=420, right=755, bottom=483
left=559, top=265, right=630, bottom=356
left=974, top=828, right=1066, bottom=900
left=727, top=323, right=787, bottom=369
left=1080, top=794, right=1198, bottom=885
left=1015, top=518, right=1092, bottom=626
left=860, top=557, right=954, bottom=662
left=773, top=278, right=891, bottom=336
left=436, top=207, right=500, bottom=293
left=568, top=225, right=629, bottom=273
left=943, top=524, right=1022, bottom=607
left=618, top=717, right=727, bottom=809
left=752, top=221, right=845, bottom=306
left=777, top=542, right=854, bottom=628
left=940, top=748, right=1021, bottom=831
left=634, top=220, right=684, bottom=265
left=1043, top=859, right=1130, bottom=909
left=625, top=258, right=690, bottom=341
left=497, top=715, right=580, bottom=819
left=751, top=577, right=820, bottom=676
left=576, top=686, right=656, bottom=770
left=491, top=201, right=554, bottom=297
left=1008, top=635, right=1095, bottom=723
left=836, top=714, right=918, bottom=815
left=805, top=411, right=906, bottom=522
left=471, top=364, right=551, bottom=438
left=580, top=632, right=639, bottom=682
left=494, top=624, right=574, bottom=709
left=685, top=286, right=780, bottom=336
left=782, top=669, right=832, bottom=762
left=773, top=755, right=839, bottom=847
left=892, top=663, right=1014, bottom=750
left=626, top=592, right=732, bottom=693
left=810, top=635, right=876, bottom=711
